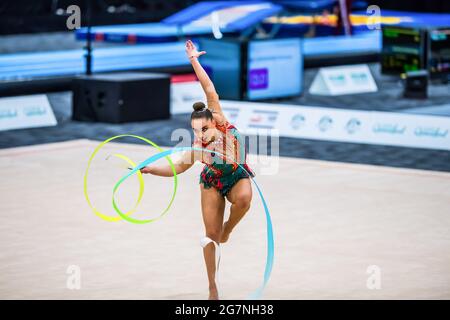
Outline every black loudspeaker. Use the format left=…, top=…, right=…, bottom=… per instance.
left=403, top=70, right=428, bottom=99
left=72, top=72, right=170, bottom=123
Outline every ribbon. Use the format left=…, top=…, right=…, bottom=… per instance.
left=84, top=134, right=178, bottom=223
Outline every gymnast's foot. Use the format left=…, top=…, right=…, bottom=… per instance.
left=220, top=221, right=232, bottom=243
left=209, top=285, right=219, bottom=300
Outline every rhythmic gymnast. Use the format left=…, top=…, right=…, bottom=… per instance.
left=139, top=40, right=255, bottom=300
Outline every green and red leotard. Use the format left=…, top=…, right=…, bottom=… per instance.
left=193, top=120, right=255, bottom=197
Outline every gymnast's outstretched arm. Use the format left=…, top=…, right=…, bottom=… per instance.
left=185, top=40, right=227, bottom=125
left=140, top=149, right=198, bottom=177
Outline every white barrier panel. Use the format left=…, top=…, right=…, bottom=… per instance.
left=0, top=95, right=57, bottom=131
left=309, top=64, right=378, bottom=96
left=170, top=80, right=449, bottom=151
left=220, top=100, right=450, bottom=151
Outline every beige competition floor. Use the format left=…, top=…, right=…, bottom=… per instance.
left=0, top=139, right=449, bottom=300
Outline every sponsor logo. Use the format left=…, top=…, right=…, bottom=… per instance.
left=351, top=72, right=369, bottom=84
left=328, top=74, right=346, bottom=86
left=290, top=114, right=305, bottom=130
left=0, top=108, right=18, bottom=119
left=345, top=118, right=362, bottom=134
left=372, top=123, right=406, bottom=134
left=24, top=106, right=47, bottom=117
left=249, top=68, right=269, bottom=90
left=414, top=126, right=448, bottom=138
left=248, top=110, right=278, bottom=129
left=318, top=116, right=333, bottom=132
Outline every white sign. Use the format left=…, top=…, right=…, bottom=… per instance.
left=220, top=100, right=450, bottom=151
left=170, top=80, right=205, bottom=115
left=309, top=64, right=378, bottom=96
left=0, top=95, right=57, bottom=131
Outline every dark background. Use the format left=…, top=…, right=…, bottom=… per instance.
left=1, top=0, right=449, bottom=35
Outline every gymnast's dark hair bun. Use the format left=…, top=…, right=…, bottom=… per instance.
left=191, top=101, right=213, bottom=120
left=192, top=101, right=206, bottom=111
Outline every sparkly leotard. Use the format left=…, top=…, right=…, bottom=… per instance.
left=193, top=120, right=255, bottom=197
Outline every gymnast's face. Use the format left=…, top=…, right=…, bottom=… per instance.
left=191, top=117, right=216, bottom=144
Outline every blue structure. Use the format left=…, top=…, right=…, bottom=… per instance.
left=0, top=42, right=189, bottom=81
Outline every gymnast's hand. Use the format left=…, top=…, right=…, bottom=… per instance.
left=128, top=166, right=153, bottom=174
left=185, top=40, right=206, bottom=60
left=139, top=166, right=153, bottom=174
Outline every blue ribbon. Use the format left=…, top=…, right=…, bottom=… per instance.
left=118, top=146, right=274, bottom=300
